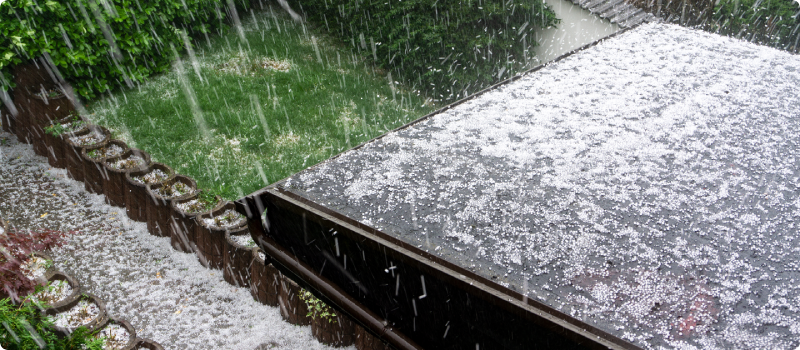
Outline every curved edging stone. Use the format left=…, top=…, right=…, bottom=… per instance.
left=223, top=226, right=254, bottom=288
left=168, top=193, right=217, bottom=254
left=124, top=163, right=174, bottom=222
left=103, top=148, right=151, bottom=208
left=44, top=115, right=88, bottom=169
left=29, top=91, right=73, bottom=158
left=99, top=317, right=137, bottom=350
left=80, top=139, right=128, bottom=194
left=312, top=312, right=355, bottom=347
left=43, top=293, right=109, bottom=338
left=354, top=324, right=392, bottom=350
left=188, top=198, right=228, bottom=268
left=146, top=176, right=196, bottom=237
left=36, top=271, right=82, bottom=310
left=134, top=338, right=165, bottom=350
left=30, top=251, right=57, bottom=283
left=63, top=125, right=110, bottom=182
left=278, top=274, right=311, bottom=326
left=250, top=248, right=280, bottom=307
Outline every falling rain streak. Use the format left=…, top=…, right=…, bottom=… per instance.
left=171, top=44, right=210, bottom=140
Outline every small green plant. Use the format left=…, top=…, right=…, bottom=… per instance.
left=212, top=209, right=244, bottom=228
left=36, top=88, right=63, bottom=99
left=299, top=289, right=338, bottom=324
left=43, top=124, right=67, bottom=137
left=157, top=181, right=191, bottom=198
left=196, top=190, right=220, bottom=211
left=24, top=279, right=70, bottom=306
left=41, top=257, right=54, bottom=271
left=198, top=183, right=231, bottom=209
left=44, top=115, right=83, bottom=137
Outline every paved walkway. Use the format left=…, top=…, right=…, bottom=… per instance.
left=0, top=130, right=347, bottom=350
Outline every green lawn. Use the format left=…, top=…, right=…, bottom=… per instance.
left=85, top=6, right=435, bottom=200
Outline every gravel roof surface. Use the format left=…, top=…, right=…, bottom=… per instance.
left=279, top=23, right=800, bottom=349
left=0, top=132, right=349, bottom=350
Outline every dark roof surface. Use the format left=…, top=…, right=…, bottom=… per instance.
left=279, top=23, right=800, bottom=349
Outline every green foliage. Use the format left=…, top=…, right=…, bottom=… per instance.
left=0, top=298, right=104, bottom=350
left=299, top=289, right=337, bottom=324
left=710, top=0, right=800, bottom=51
left=196, top=188, right=221, bottom=209
left=0, top=0, right=249, bottom=100
left=44, top=114, right=83, bottom=136
left=299, top=0, right=559, bottom=102
left=43, top=124, right=67, bottom=137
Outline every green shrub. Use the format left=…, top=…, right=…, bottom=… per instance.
left=0, top=298, right=104, bottom=349
left=0, top=0, right=248, bottom=101
left=709, top=0, right=800, bottom=52
left=298, top=0, right=559, bottom=102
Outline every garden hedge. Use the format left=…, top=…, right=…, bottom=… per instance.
left=298, top=0, right=559, bottom=102
left=0, top=0, right=250, bottom=103
left=710, top=0, right=800, bottom=52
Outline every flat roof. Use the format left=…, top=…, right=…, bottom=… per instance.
left=278, top=23, right=800, bottom=349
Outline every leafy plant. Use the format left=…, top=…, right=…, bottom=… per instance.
left=0, top=298, right=104, bottom=350
left=213, top=210, right=242, bottom=227
left=300, top=0, right=559, bottom=102
left=196, top=190, right=220, bottom=210
left=44, top=115, right=83, bottom=137
left=43, top=124, right=67, bottom=137
left=0, top=229, right=72, bottom=301
left=35, top=88, right=63, bottom=99
left=299, top=289, right=337, bottom=324
left=0, top=0, right=252, bottom=102
left=158, top=181, right=191, bottom=198
left=198, top=182, right=231, bottom=208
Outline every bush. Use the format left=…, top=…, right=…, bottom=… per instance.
left=298, top=0, right=559, bottom=102
left=0, top=0, right=248, bottom=101
left=710, top=0, right=800, bottom=52
left=0, top=298, right=104, bottom=350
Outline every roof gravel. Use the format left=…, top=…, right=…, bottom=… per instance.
left=280, top=23, right=800, bottom=349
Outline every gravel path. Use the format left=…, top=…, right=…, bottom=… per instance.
left=0, top=131, right=348, bottom=350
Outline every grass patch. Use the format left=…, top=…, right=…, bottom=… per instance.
left=85, top=6, right=435, bottom=200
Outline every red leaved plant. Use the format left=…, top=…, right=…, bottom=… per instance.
left=0, top=228, right=72, bottom=302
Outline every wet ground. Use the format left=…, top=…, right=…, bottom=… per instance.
left=0, top=131, right=349, bottom=350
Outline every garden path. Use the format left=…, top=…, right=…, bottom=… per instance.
left=0, top=130, right=350, bottom=350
